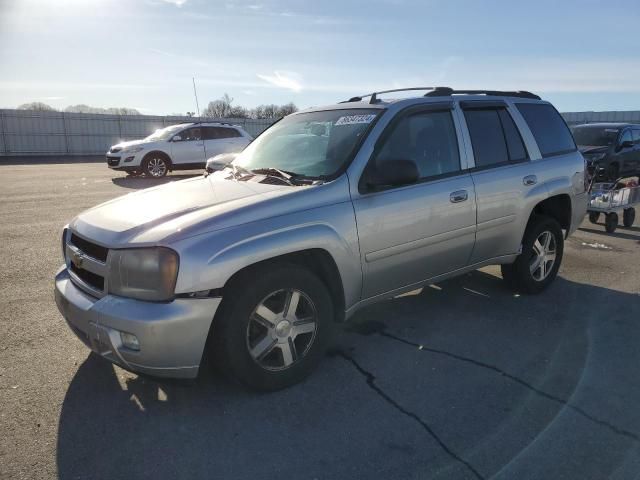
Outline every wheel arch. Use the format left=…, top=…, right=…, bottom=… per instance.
left=221, top=249, right=347, bottom=322
left=528, top=193, right=572, bottom=236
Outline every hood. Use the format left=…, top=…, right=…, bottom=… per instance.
left=109, top=139, right=151, bottom=152
left=578, top=145, right=610, bottom=155
left=70, top=173, right=303, bottom=246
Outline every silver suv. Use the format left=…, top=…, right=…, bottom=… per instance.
left=55, top=87, right=588, bottom=390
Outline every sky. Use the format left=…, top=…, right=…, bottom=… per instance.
left=1, top=0, right=639, bottom=115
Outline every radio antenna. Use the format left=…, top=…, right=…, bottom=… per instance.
left=192, top=77, right=201, bottom=118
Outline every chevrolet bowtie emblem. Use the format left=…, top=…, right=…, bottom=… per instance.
left=71, top=251, right=84, bottom=268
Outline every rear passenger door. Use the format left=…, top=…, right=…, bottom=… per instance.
left=203, top=127, right=247, bottom=158
left=352, top=104, right=477, bottom=299
left=462, top=102, right=537, bottom=263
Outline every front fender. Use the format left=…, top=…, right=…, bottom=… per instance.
left=172, top=202, right=362, bottom=310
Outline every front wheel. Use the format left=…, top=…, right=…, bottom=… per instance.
left=142, top=155, right=169, bottom=178
left=605, top=212, right=618, bottom=233
left=623, top=208, right=635, bottom=228
left=588, top=211, right=600, bottom=224
left=212, top=264, right=334, bottom=391
left=501, top=216, right=564, bottom=294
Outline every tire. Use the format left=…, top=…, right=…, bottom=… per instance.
left=142, top=154, right=170, bottom=178
left=211, top=264, right=334, bottom=391
left=623, top=208, right=635, bottom=228
left=605, top=212, right=618, bottom=233
left=588, top=211, right=600, bottom=224
left=501, top=215, right=564, bottom=294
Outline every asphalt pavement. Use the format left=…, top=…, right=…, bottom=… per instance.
left=1, top=162, right=639, bottom=480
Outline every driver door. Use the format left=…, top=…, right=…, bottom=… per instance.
left=170, top=127, right=206, bottom=166
left=352, top=105, right=477, bottom=299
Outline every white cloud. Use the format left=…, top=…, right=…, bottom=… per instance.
left=161, top=0, right=188, bottom=6
left=257, top=71, right=302, bottom=92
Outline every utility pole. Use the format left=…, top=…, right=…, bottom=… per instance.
left=192, top=77, right=201, bottom=118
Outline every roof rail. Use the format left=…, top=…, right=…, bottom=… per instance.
left=424, top=87, right=541, bottom=100
left=343, top=87, right=437, bottom=104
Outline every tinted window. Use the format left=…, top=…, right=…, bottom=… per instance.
left=517, top=103, right=576, bottom=157
left=464, top=109, right=509, bottom=167
left=178, top=127, right=201, bottom=141
left=633, top=129, right=640, bottom=144
left=204, top=126, right=242, bottom=140
left=375, top=110, right=460, bottom=179
left=498, top=109, right=528, bottom=162
left=572, top=126, right=619, bottom=147
left=619, top=129, right=632, bottom=145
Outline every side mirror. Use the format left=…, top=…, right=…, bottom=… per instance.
left=366, top=159, right=419, bottom=189
left=205, top=153, right=238, bottom=173
left=619, top=140, right=634, bottom=150
left=171, top=135, right=182, bottom=142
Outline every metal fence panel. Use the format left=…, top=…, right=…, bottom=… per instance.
left=0, top=109, right=274, bottom=156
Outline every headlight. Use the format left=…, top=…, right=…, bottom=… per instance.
left=108, top=248, right=179, bottom=302
left=122, top=146, right=145, bottom=154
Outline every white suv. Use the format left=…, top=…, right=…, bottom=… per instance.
left=106, top=122, right=253, bottom=178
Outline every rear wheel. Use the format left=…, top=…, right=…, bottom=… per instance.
left=605, top=212, right=618, bottom=233
left=212, top=264, right=334, bottom=391
left=588, top=211, right=600, bottom=224
left=142, top=154, right=169, bottom=178
left=501, top=216, right=564, bottom=294
left=623, top=208, right=635, bottom=228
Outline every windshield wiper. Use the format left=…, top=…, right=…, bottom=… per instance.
left=250, top=167, right=324, bottom=186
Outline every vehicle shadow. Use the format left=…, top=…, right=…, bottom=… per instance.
left=56, top=271, right=640, bottom=480
left=111, top=173, right=201, bottom=189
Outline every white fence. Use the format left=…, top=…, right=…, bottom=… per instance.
left=0, top=109, right=275, bottom=156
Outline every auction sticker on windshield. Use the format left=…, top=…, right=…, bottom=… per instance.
left=335, top=114, right=377, bottom=126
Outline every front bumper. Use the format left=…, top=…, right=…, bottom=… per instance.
left=106, top=153, right=142, bottom=169
left=54, top=267, right=221, bottom=378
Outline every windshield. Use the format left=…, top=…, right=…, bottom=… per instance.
left=572, top=126, right=619, bottom=147
left=234, top=109, right=380, bottom=178
left=144, top=124, right=187, bottom=141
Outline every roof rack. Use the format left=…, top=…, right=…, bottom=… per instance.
left=343, top=87, right=437, bottom=104
left=424, top=87, right=541, bottom=100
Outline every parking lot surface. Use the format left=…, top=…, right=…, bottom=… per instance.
left=1, top=161, right=639, bottom=480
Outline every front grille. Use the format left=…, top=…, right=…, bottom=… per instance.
left=106, top=156, right=120, bottom=166
left=70, top=262, right=105, bottom=291
left=70, top=233, right=108, bottom=262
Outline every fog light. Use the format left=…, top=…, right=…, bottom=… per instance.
left=120, top=331, right=140, bottom=351
left=124, top=156, right=135, bottom=162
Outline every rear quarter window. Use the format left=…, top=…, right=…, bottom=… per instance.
left=516, top=103, right=576, bottom=157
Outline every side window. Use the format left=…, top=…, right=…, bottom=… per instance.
left=498, top=109, right=528, bottom=162
left=375, top=110, right=460, bottom=179
left=516, top=103, right=576, bottom=157
left=619, top=129, right=632, bottom=145
left=463, top=109, right=509, bottom=167
left=633, top=129, right=640, bottom=145
left=180, top=127, right=202, bottom=142
left=218, top=127, right=242, bottom=139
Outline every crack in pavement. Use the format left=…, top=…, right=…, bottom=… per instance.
left=378, top=330, right=640, bottom=444
left=336, top=350, right=485, bottom=480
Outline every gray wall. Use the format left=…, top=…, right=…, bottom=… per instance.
left=562, top=110, right=640, bottom=126
left=2, top=108, right=640, bottom=156
left=0, top=109, right=275, bottom=156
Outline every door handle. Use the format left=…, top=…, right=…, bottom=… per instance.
left=523, top=175, right=537, bottom=186
left=450, top=190, right=468, bottom=203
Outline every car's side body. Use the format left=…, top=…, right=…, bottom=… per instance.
left=56, top=91, right=588, bottom=381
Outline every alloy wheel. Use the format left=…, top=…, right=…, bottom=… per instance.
left=529, top=230, right=557, bottom=281
left=246, top=289, right=318, bottom=371
left=146, top=157, right=167, bottom=177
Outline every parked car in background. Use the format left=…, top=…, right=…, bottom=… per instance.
left=106, top=122, right=252, bottom=178
left=572, top=123, right=640, bottom=181
left=56, top=87, right=587, bottom=391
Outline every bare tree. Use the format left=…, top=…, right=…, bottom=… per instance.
left=65, top=104, right=140, bottom=115
left=202, top=93, right=234, bottom=118
left=203, top=93, right=297, bottom=120
left=18, top=102, right=55, bottom=111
